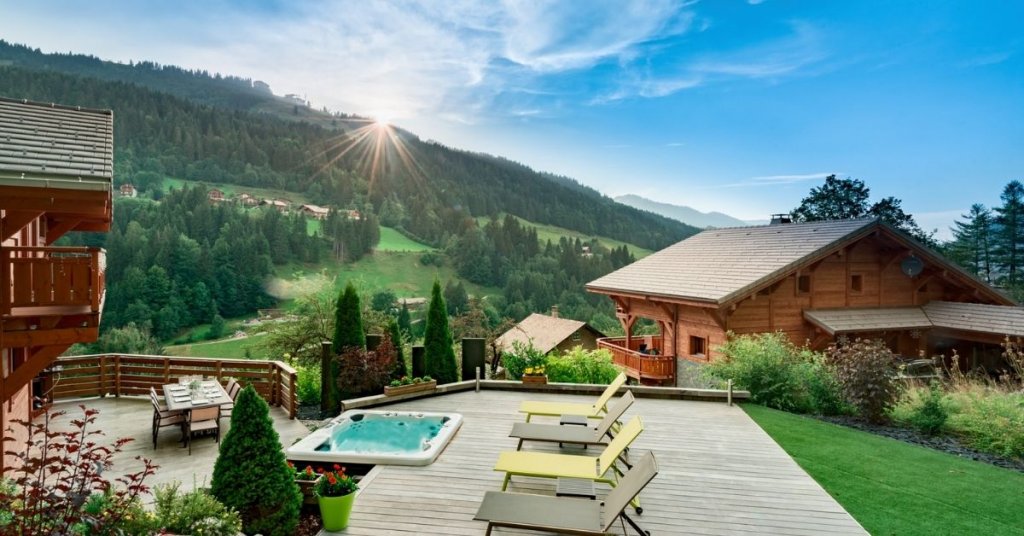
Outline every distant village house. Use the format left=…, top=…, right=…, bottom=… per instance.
left=300, top=203, right=330, bottom=220
left=495, top=306, right=606, bottom=357
left=207, top=188, right=225, bottom=202
left=238, top=192, right=259, bottom=206
left=119, top=183, right=137, bottom=198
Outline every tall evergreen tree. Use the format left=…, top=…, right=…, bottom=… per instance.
left=210, top=386, right=301, bottom=536
left=994, top=180, right=1024, bottom=286
left=948, top=204, right=994, bottom=281
left=397, top=302, right=412, bottom=337
left=328, top=282, right=365, bottom=410
left=423, top=280, right=458, bottom=383
left=444, top=279, right=470, bottom=315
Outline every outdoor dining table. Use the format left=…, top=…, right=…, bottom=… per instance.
left=162, top=380, right=231, bottom=412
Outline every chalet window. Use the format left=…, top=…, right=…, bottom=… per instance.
left=572, top=330, right=581, bottom=342
left=851, top=274, right=864, bottom=293
left=689, top=336, right=707, bottom=357
left=797, top=275, right=812, bottom=295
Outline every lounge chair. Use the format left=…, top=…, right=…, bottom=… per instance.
left=510, top=391, right=635, bottom=451
left=475, top=451, right=658, bottom=536
left=494, top=415, right=643, bottom=496
left=518, top=372, right=627, bottom=422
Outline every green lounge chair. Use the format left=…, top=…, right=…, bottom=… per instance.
left=518, top=372, right=627, bottom=422
left=494, top=415, right=643, bottom=495
left=510, top=391, right=635, bottom=451
left=475, top=451, right=658, bottom=536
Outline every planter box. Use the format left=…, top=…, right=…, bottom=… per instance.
left=384, top=380, right=437, bottom=396
left=522, top=375, right=548, bottom=385
left=296, top=475, right=321, bottom=505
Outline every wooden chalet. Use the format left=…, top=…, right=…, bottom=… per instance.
left=207, top=188, right=225, bottom=202
left=495, top=307, right=605, bottom=356
left=299, top=203, right=330, bottom=220
left=587, top=218, right=1019, bottom=385
left=119, top=183, right=137, bottom=198
left=238, top=192, right=259, bottom=207
left=1, top=97, right=113, bottom=471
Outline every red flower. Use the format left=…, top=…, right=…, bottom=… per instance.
left=287, top=461, right=294, bottom=469
left=333, top=463, right=342, bottom=471
left=316, top=467, right=324, bottom=473
left=304, top=466, right=314, bottom=477
left=328, top=475, right=337, bottom=485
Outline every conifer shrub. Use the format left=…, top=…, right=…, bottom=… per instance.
left=210, top=385, right=300, bottom=536
left=327, top=282, right=365, bottom=410
left=388, top=318, right=408, bottom=380
left=423, top=280, right=458, bottom=383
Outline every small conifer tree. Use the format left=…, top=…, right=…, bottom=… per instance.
left=327, top=282, right=365, bottom=409
left=423, top=280, right=458, bottom=383
left=210, top=385, right=300, bottom=536
left=388, top=318, right=408, bottom=380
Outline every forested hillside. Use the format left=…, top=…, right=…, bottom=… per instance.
left=0, top=41, right=698, bottom=251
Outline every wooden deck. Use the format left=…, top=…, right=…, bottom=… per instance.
left=336, top=390, right=867, bottom=535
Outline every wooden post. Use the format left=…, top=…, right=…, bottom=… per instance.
left=727, top=379, right=733, bottom=407
left=320, top=341, right=334, bottom=414
left=289, top=368, right=297, bottom=419
left=114, top=354, right=121, bottom=397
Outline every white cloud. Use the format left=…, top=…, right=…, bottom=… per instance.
left=707, top=171, right=837, bottom=189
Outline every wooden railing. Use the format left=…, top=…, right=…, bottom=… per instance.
left=2, top=246, right=105, bottom=314
left=51, top=354, right=298, bottom=419
left=598, top=337, right=676, bottom=384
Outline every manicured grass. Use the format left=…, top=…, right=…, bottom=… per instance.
left=744, top=404, right=1024, bottom=536
left=475, top=214, right=653, bottom=258
left=164, top=334, right=270, bottom=359
left=376, top=226, right=435, bottom=252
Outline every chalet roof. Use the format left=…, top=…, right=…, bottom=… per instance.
left=301, top=203, right=330, bottom=214
left=804, top=307, right=933, bottom=335
left=0, top=97, right=114, bottom=188
left=495, top=313, right=603, bottom=355
left=923, top=301, right=1024, bottom=337
left=804, top=301, right=1024, bottom=338
left=587, top=218, right=875, bottom=304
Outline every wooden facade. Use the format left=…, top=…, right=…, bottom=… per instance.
left=588, top=220, right=1016, bottom=384
left=1, top=98, right=114, bottom=472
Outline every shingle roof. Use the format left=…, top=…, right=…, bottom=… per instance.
left=923, top=301, right=1024, bottom=337
left=0, top=97, right=114, bottom=181
left=804, top=302, right=1024, bottom=337
left=804, top=307, right=933, bottom=335
left=495, top=313, right=601, bottom=355
left=587, top=218, right=875, bottom=303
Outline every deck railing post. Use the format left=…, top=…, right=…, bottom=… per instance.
left=475, top=366, right=481, bottom=392
left=289, top=367, right=297, bottom=419
left=727, top=379, right=733, bottom=407
left=114, top=354, right=121, bottom=397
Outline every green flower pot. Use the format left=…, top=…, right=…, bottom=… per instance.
left=318, top=492, right=356, bottom=531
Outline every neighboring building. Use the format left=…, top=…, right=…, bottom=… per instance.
left=495, top=307, right=606, bottom=357
left=119, top=183, right=137, bottom=197
left=208, top=188, right=225, bottom=202
left=0, top=97, right=113, bottom=472
left=300, top=204, right=330, bottom=220
left=587, top=218, right=1019, bottom=385
left=261, top=198, right=290, bottom=212
left=342, top=209, right=362, bottom=221
left=238, top=192, right=259, bottom=207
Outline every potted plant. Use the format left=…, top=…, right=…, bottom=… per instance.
left=384, top=375, right=437, bottom=396
left=522, top=366, right=547, bottom=384
left=289, top=462, right=321, bottom=505
left=313, top=464, right=358, bottom=531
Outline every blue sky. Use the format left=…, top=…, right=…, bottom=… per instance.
left=2, top=1, right=1021, bottom=238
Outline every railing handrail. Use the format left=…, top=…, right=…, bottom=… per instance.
left=5, top=246, right=104, bottom=254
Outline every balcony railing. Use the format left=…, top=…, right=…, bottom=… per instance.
left=598, top=336, right=676, bottom=384
left=2, top=246, right=105, bottom=315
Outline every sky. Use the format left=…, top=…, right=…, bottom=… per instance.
left=2, top=0, right=1022, bottom=239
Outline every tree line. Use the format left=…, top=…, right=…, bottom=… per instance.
left=945, top=180, right=1024, bottom=299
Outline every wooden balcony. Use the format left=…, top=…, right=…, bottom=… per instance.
left=598, top=336, right=676, bottom=385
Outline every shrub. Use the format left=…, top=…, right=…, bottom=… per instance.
left=296, top=364, right=322, bottom=405
left=0, top=405, right=157, bottom=535
left=423, top=279, right=459, bottom=383
left=336, top=335, right=397, bottom=398
left=76, top=489, right=157, bottom=536
left=545, top=347, right=621, bottom=384
left=802, top=357, right=851, bottom=416
left=705, top=332, right=816, bottom=412
left=828, top=338, right=902, bottom=423
left=946, top=387, right=1024, bottom=459
left=210, top=385, right=301, bottom=536
left=902, top=382, right=948, bottom=435
left=153, top=483, right=242, bottom=536
left=502, top=340, right=548, bottom=380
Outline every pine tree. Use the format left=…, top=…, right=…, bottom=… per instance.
left=210, top=386, right=300, bottom=536
left=423, top=280, right=458, bottom=383
left=397, top=302, right=412, bottom=337
left=994, top=180, right=1024, bottom=286
left=949, top=204, right=994, bottom=281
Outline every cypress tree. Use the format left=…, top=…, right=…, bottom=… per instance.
left=389, top=318, right=408, bottom=380
left=328, top=282, right=365, bottom=410
left=423, top=280, right=458, bottom=383
left=397, top=302, right=412, bottom=336
left=210, top=386, right=300, bottom=536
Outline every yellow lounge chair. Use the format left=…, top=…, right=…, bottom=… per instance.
left=494, top=415, right=643, bottom=492
left=518, top=372, right=627, bottom=422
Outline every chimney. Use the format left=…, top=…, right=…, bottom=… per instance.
left=550, top=305, right=559, bottom=318
left=770, top=213, right=793, bottom=225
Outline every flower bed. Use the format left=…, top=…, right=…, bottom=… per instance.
left=384, top=376, right=435, bottom=396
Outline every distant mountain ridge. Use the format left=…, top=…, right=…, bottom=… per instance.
left=615, top=194, right=759, bottom=228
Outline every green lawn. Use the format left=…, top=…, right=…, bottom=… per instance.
left=744, top=404, right=1024, bottom=536
left=165, top=334, right=270, bottom=359
left=475, top=214, right=653, bottom=258
left=377, top=226, right=435, bottom=252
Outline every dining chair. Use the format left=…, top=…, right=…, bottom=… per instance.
left=185, top=405, right=221, bottom=455
left=150, top=388, right=186, bottom=449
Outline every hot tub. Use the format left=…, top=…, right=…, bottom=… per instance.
left=287, top=410, right=463, bottom=466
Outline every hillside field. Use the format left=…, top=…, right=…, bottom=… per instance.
left=476, top=215, right=654, bottom=258
left=377, top=227, right=436, bottom=252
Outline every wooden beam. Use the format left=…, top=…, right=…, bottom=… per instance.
left=2, top=345, right=66, bottom=405
left=44, top=218, right=83, bottom=244
left=3, top=327, right=98, bottom=348
left=1, top=211, right=43, bottom=241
